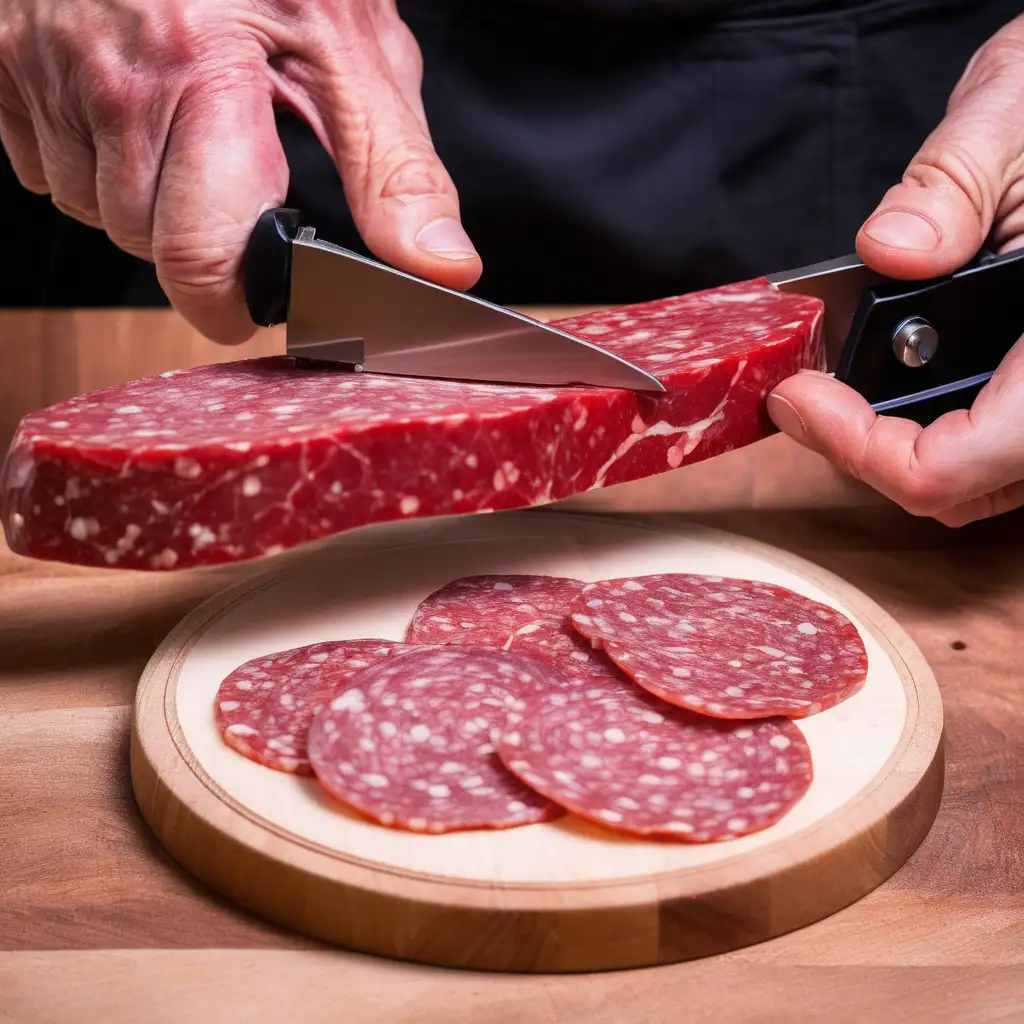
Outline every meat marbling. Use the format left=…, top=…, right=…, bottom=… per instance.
left=1, top=279, right=822, bottom=569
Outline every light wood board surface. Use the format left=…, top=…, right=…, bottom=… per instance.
left=131, top=512, right=942, bottom=972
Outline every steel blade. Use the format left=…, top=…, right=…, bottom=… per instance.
left=286, top=234, right=666, bottom=392
left=766, top=254, right=888, bottom=371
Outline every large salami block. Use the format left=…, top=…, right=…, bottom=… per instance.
left=1, top=279, right=822, bottom=569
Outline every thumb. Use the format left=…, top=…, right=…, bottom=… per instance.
left=313, top=42, right=482, bottom=291
left=856, top=16, right=1024, bottom=279
left=153, top=70, right=289, bottom=344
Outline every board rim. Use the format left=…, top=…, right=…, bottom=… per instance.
left=130, top=510, right=944, bottom=971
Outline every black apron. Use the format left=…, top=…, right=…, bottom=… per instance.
left=3, top=0, right=1022, bottom=308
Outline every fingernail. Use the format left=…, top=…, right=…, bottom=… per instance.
left=415, top=217, right=477, bottom=260
left=767, top=394, right=807, bottom=441
left=863, top=210, right=940, bottom=251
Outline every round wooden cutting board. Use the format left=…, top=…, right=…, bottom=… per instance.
left=131, top=510, right=944, bottom=974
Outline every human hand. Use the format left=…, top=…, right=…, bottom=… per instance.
left=0, top=0, right=481, bottom=342
left=768, top=14, right=1024, bottom=526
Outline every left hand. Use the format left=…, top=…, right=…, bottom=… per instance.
left=768, top=13, right=1024, bottom=527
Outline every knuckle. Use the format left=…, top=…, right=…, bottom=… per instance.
left=39, top=137, right=100, bottom=213
left=68, top=19, right=136, bottom=115
left=903, top=143, right=993, bottom=226
left=934, top=509, right=970, bottom=529
left=382, top=18, right=424, bottom=77
left=374, top=142, right=449, bottom=200
left=77, top=52, right=134, bottom=135
left=52, top=197, right=103, bottom=228
left=16, top=173, right=50, bottom=196
left=823, top=450, right=863, bottom=488
left=153, top=228, right=239, bottom=297
left=0, top=23, right=29, bottom=108
left=854, top=422, right=955, bottom=516
left=262, top=0, right=317, bottom=23
left=105, top=220, right=153, bottom=260
left=963, top=29, right=1024, bottom=92
left=893, top=469, right=951, bottom=516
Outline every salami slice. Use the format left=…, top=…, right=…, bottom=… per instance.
left=2, top=279, right=823, bottom=570
left=500, top=686, right=813, bottom=841
left=308, top=646, right=559, bottom=832
left=570, top=574, right=868, bottom=719
left=406, top=574, right=585, bottom=647
left=215, top=639, right=400, bottom=774
left=405, top=573, right=615, bottom=683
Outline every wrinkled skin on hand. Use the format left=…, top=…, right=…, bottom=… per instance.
left=769, top=14, right=1024, bottom=527
left=0, top=0, right=481, bottom=342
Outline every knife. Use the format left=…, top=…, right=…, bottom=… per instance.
left=242, top=207, right=666, bottom=392
left=243, top=208, right=1024, bottom=421
left=767, top=247, right=1024, bottom=425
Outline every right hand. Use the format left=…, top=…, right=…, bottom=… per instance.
left=0, top=0, right=482, bottom=342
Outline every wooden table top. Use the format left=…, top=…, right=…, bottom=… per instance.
left=3, top=499, right=1024, bottom=1021
left=2, top=305, right=1022, bottom=1018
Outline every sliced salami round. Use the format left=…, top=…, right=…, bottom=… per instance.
left=308, top=646, right=559, bottom=833
left=215, top=639, right=401, bottom=774
left=500, top=686, right=813, bottom=841
left=406, top=572, right=625, bottom=686
left=570, top=574, right=868, bottom=719
left=406, top=574, right=585, bottom=647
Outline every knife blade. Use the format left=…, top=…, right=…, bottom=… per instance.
left=242, top=207, right=666, bottom=393
left=766, top=247, right=1024, bottom=425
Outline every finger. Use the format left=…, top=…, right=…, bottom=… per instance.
left=92, top=95, right=171, bottom=263
left=376, top=19, right=430, bottom=136
left=354, top=6, right=430, bottom=135
left=856, top=15, right=1024, bottom=280
left=30, top=113, right=103, bottom=227
left=993, top=176, right=1024, bottom=253
left=339, top=78, right=481, bottom=289
left=152, top=70, right=289, bottom=344
left=285, top=24, right=481, bottom=290
left=0, top=107, right=49, bottom=194
left=934, top=479, right=1024, bottom=528
left=768, top=352, right=1024, bottom=516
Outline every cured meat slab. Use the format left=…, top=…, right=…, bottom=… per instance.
left=215, top=639, right=400, bottom=774
left=500, top=686, right=814, bottom=842
left=1, top=280, right=823, bottom=569
left=570, top=574, right=868, bottom=719
left=307, top=646, right=559, bottom=833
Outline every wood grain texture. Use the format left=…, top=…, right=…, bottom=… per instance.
left=2, top=954, right=1024, bottom=1024
left=129, top=512, right=943, bottom=973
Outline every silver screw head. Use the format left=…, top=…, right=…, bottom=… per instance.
left=892, top=317, right=939, bottom=368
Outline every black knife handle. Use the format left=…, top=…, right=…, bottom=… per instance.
left=243, top=207, right=303, bottom=327
left=834, top=245, right=1024, bottom=425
